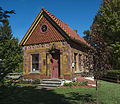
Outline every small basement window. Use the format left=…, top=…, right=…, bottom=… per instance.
left=32, top=54, right=39, bottom=71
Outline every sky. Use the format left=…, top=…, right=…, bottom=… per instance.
left=0, top=0, right=102, bottom=42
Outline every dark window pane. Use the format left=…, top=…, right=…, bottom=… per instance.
left=32, top=54, right=39, bottom=71
left=79, top=54, right=81, bottom=71
left=41, top=25, right=47, bottom=32
left=74, top=53, right=77, bottom=71
left=43, top=59, right=46, bottom=66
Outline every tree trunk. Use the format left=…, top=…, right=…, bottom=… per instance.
left=96, top=78, right=98, bottom=104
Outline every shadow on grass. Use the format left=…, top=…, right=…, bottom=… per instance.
left=66, top=92, right=96, bottom=104
left=0, top=86, right=99, bottom=104
left=0, top=86, right=70, bottom=104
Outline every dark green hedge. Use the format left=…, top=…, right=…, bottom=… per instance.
left=100, top=70, right=120, bottom=83
left=63, top=81, right=88, bottom=86
left=101, top=70, right=120, bottom=83
left=105, top=70, right=120, bottom=79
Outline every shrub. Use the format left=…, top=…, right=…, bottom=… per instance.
left=68, top=82, right=73, bottom=87
left=63, top=82, right=73, bottom=86
left=81, top=72, right=93, bottom=77
left=72, top=82, right=78, bottom=86
left=20, top=79, right=33, bottom=84
left=63, top=81, right=88, bottom=87
left=63, top=83, right=69, bottom=86
left=19, top=78, right=41, bottom=84
left=4, top=79, right=13, bottom=86
left=101, top=70, right=120, bottom=83
left=105, top=70, right=120, bottom=79
left=32, top=79, right=40, bottom=84
left=82, top=81, right=88, bottom=86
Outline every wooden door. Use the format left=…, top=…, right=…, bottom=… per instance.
left=51, top=52, right=60, bottom=78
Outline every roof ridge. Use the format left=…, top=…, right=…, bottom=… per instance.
left=20, top=7, right=90, bottom=47
left=42, top=8, right=64, bottom=23
left=42, top=8, right=90, bottom=46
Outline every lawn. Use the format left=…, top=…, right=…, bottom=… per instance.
left=0, top=81, right=120, bottom=104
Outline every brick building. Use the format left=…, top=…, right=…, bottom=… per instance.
left=19, top=8, right=90, bottom=80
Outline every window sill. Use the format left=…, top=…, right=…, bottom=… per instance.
left=74, top=71, right=83, bottom=74
left=30, top=71, right=40, bottom=74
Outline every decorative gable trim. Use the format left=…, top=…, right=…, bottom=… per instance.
left=20, top=8, right=90, bottom=48
left=19, top=10, right=43, bottom=46
left=23, top=15, right=43, bottom=45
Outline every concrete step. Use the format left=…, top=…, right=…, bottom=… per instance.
left=39, top=84, right=59, bottom=87
left=42, top=79, right=62, bottom=82
left=38, top=79, right=63, bottom=88
left=41, top=81, right=61, bottom=85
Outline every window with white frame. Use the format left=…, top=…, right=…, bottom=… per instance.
left=32, top=54, right=39, bottom=71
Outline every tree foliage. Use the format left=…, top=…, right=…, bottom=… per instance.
left=83, top=1, right=120, bottom=103
left=0, top=8, right=23, bottom=83
left=107, top=41, right=120, bottom=69
left=94, top=0, right=120, bottom=69
left=94, top=0, right=120, bottom=42
left=84, top=0, right=120, bottom=70
left=0, top=7, right=15, bottom=23
left=83, top=30, right=91, bottom=44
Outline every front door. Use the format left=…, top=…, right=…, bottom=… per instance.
left=51, top=51, right=60, bottom=78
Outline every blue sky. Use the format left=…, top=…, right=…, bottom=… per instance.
left=0, top=0, right=101, bottom=42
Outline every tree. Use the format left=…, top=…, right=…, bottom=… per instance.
left=93, top=0, right=120, bottom=69
left=83, top=30, right=90, bottom=44
left=0, top=18, right=23, bottom=83
left=84, top=0, right=120, bottom=69
left=97, top=0, right=120, bottom=39
left=108, top=41, right=120, bottom=69
left=83, top=30, right=97, bottom=47
left=0, top=7, right=15, bottom=22
left=83, top=0, right=120, bottom=103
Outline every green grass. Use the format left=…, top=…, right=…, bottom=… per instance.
left=0, top=81, right=120, bottom=104
left=55, top=81, right=120, bottom=104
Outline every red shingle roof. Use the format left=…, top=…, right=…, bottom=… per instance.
left=20, top=7, right=90, bottom=47
left=25, top=17, right=65, bottom=45
left=42, top=8, right=90, bottom=46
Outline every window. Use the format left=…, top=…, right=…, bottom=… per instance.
left=43, top=59, right=46, bottom=66
left=32, top=54, right=39, bottom=71
left=78, top=54, right=82, bottom=71
left=83, top=55, right=87, bottom=69
left=41, top=25, right=47, bottom=32
left=73, top=53, right=77, bottom=71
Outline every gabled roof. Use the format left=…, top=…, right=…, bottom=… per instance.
left=19, top=7, right=90, bottom=46
left=24, top=16, right=65, bottom=45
